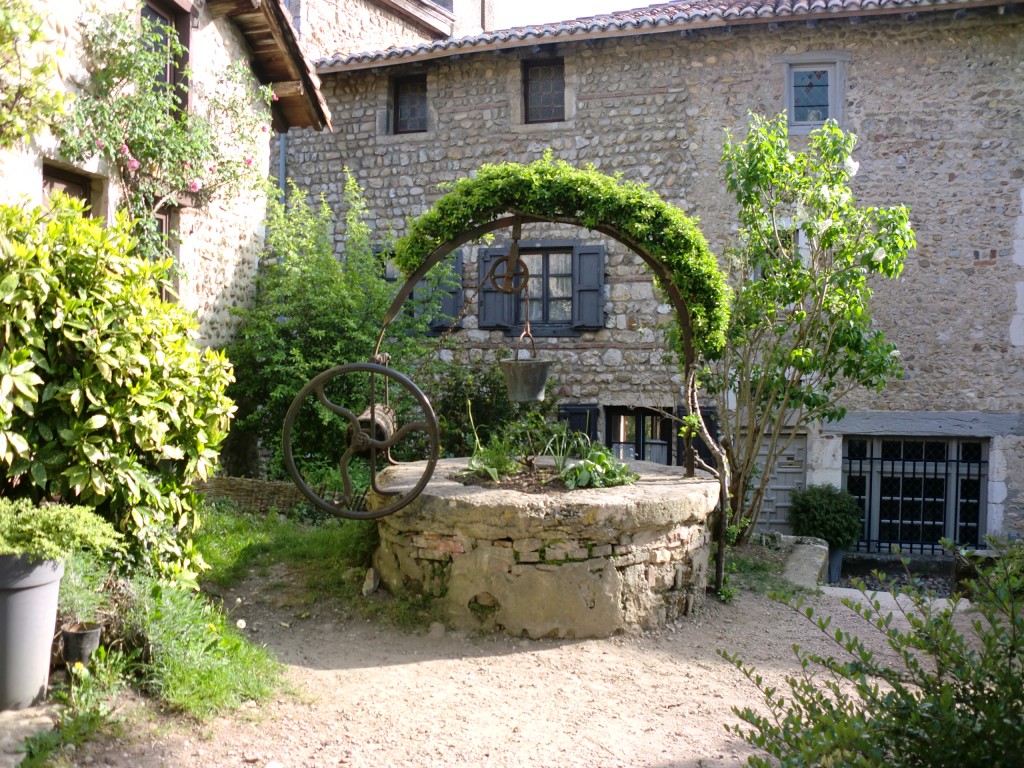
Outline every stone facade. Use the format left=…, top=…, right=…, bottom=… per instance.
left=280, top=4, right=1024, bottom=544
left=370, top=459, right=717, bottom=638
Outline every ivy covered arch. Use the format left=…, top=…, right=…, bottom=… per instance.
left=382, top=153, right=730, bottom=368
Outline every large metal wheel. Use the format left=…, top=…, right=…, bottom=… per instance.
left=282, top=363, right=439, bottom=519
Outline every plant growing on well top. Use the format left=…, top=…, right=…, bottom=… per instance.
left=788, top=483, right=863, bottom=550
left=0, top=197, right=234, bottom=580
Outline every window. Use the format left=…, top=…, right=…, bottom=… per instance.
left=478, top=241, right=603, bottom=336
left=523, top=59, right=565, bottom=123
left=606, top=407, right=676, bottom=466
left=843, top=437, right=988, bottom=554
left=141, top=0, right=192, bottom=99
left=392, top=75, right=428, bottom=134
left=775, top=52, right=850, bottom=133
left=42, top=166, right=94, bottom=212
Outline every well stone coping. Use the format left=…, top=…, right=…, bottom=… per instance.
left=368, top=458, right=719, bottom=639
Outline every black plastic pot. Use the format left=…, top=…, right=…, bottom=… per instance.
left=61, top=622, right=102, bottom=667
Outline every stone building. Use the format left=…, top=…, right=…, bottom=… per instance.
left=280, top=0, right=1024, bottom=553
left=0, top=0, right=331, bottom=347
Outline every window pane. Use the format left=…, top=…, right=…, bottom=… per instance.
left=793, top=68, right=829, bottom=123
left=142, top=5, right=174, bottom=87
left=525, top=60, right=565, bottom=123
left=395, top=76, right=427, bottom=133
left=551, top=276, right=572, bottom=299
left=549, top=251, right=571, bottom=274
left=548, top=298, right=571, bottom=323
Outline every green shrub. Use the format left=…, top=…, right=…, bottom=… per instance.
left=788, top=483, right=863, bottom=550
left=721, top=538, right=1024, bottom=767
left=0, top=198, right=234, bottom=579
left=0, top=498, right=122, bottom=563
left=226, top=176, right=449, bottom=478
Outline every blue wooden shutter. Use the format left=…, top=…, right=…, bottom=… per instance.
left=478, top=247, right=512, bottom=329
left=430, top=250, right=464, bottom=333
left=572, top=244, right=605, bottom=329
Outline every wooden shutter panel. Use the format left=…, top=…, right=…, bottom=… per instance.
left=478, top=247, right=512, bottom=329
left=559, top=404, right=599, bottom=441
left=430, top=250, right=464, bottom=332
left=572, top=245, right=605, bottom=329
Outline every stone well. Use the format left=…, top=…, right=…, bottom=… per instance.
left=368, top=458, right=718, bottom=639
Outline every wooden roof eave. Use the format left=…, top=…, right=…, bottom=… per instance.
left=208, top=0, right=332, bottom=132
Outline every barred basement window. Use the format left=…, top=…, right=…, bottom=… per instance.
left=843, top=437, right=988, bottom=554
left=523, top=59, right=565, bottom=123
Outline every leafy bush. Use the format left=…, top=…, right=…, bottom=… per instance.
left=226, top=176, right=448, bottom=478
left=0, top=198, right=234, bottom=579
left=722, top=538, right=1024, bottom=767
left=789, top=483, right=863, bottom=550
left=0, top=498, right=122, bottom=563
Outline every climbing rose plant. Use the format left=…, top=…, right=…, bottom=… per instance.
left=54, top=9, right=272, bottom=261
left=0, top=0, right=65, bottom=149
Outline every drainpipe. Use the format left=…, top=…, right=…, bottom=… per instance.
left=277, top=132, right=288, bottom=202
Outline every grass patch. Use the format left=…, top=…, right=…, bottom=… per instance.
left=195, top=502, right=442, bottom=630
left=125, top=578, right=281, bottom=720
left=728, top=541, right=795, bottom=596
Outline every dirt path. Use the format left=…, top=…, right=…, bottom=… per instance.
left=72, top=579, right=884, bottom=768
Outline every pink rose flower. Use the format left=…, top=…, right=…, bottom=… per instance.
left=188, top=179, right=202, bottom=193
left=95, top=139, right=105, bottom=150
left=127, top=157, right=140, bottom=171
left=120, top=144, right=130, bottom=155
left=208, top=163, right=217, bottom=173
left=261, top=124, right=269, bottom=133
left=271, top=93, right=279, bottom=102
left=244, top=157, right=253, bottom=166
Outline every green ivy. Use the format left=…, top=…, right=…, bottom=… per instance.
left=0, top=198, right=234, bottom=580
left=392, top=152, right=730, bottom=360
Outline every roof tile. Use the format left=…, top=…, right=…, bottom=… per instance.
left=318, top=0, right=1003, bottom=71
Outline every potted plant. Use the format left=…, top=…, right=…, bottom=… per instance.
left=57, top=550, right=109, bottom=666
left=0, top=498, right=122, bottom=710
left=788, top=484, right=863, bottom=583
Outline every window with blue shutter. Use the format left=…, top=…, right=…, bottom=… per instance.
left=478, top=241, right=605, bottom=336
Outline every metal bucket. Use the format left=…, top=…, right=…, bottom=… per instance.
left=499, top=359, right=552, bottom=402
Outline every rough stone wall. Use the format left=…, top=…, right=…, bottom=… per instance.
left=0, top=0, right=273, bottom=350
left=370, top=459, right=716, bottom=638
left=281, top=9, right=1024, bottom=532
left=289, top=0, right=439, bottom=60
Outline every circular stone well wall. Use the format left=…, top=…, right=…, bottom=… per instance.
left=368, top=459, right=718, bottom=639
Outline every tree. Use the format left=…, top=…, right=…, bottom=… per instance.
left=697, top=113, right=914, bottom=546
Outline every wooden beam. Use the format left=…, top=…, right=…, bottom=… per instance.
left=272, top=81, right=304, bottom=99
left=207, top=0, right=261, bottom=20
